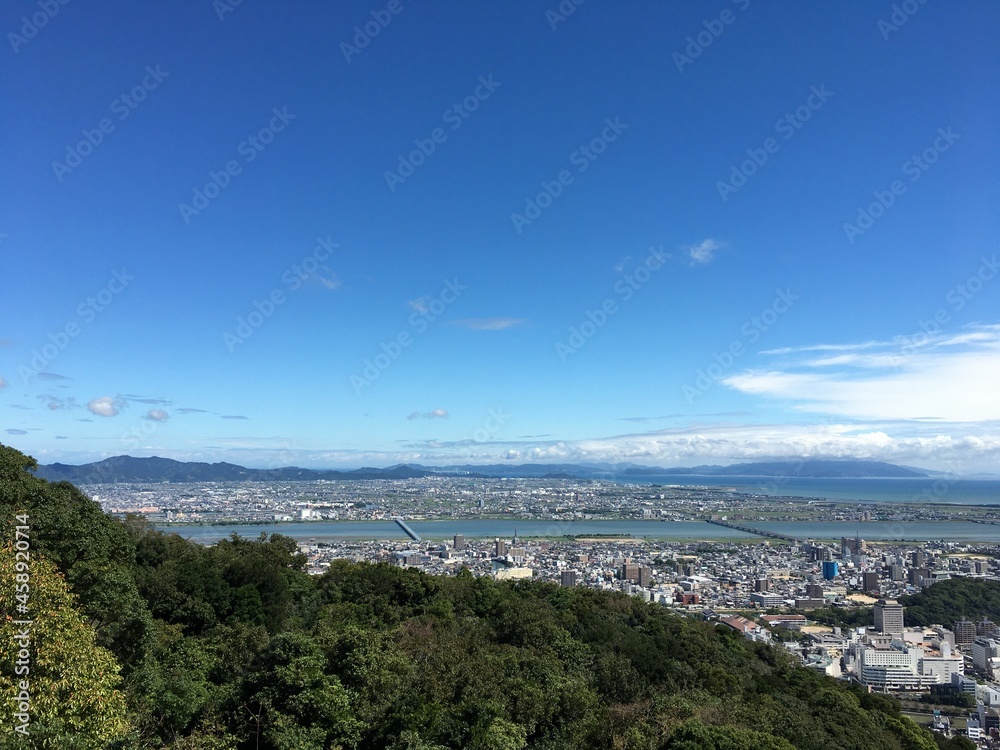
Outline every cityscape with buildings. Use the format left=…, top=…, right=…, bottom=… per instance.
left=78, top=475, right=1000, bottom=744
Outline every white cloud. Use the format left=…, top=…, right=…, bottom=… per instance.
left=724, top=323, right=1000, bottom=422
left=0, top=377, right=7, bottom=389
left=87, top=396, right=121, bottom=417
left=686, top=238, right=724, bottom=265
left=40, top=416, right=1000, bottom=474
left=146, top=409, right=169, bottom=422
left=317, top=274, right=342, bottom=290
left=407, top=408, right=449, bottom=420
left=451, top=318, right=526, bottom=331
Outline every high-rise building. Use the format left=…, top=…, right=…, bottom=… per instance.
left=453, top=534, right=466, bottom=551
left=972, top=637, right=1000, bottom=679
left=977, top=619, right=998, bottom=637
left=806, top=583, right=824, bottom=599
left=755, top=578, right=770, bottom=592
left=842, top=537, right=865, bottom=555
left=955, top=619, right=977, bottom=647
left=907, top=567, right=930, bottom=586
left=889, top=564, right=905, bottom=581
left=621, top=563, right=641, bottom=582
left=874, top=599, right=905, bottom=637
left=638, top=566, right=652, bottom=588
left=560, top=570, right=577, bottom=587
left=494, top=538, right=507, bottom=557
left=863, top=571, right=879, bottom=592
left=822, top=561, right=839, bottom=580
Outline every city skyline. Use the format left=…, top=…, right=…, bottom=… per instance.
left=2, top=2, right=999, bottom=472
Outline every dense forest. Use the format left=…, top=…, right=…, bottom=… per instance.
left=807, top=577, right=1000, bottom=631
left=899, top=577, right=1000, bottom=626
left=0, top=443, right=966, bottom=749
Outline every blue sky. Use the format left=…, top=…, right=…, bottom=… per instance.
left=2, top=1, right=999, bottom=472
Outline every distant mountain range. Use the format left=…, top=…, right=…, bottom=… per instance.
left=33, top=456, right=931, bottom=484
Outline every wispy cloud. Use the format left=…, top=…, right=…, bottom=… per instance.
left=761, top=341, right=883, bottom=355
left=0, top=377, right=7, bottom=389
left=176, top=407, right=208, bottom=414
left=221, top=415, right=249, bottom=420
left=146, top=409, right=169, bottom=422
left=4, top=429, right=27, bottom=435
left=125, top=395, right=172, bottom=405
left=408, top=297, right=429, bottom=314
left=685, top=238, right=724, bottom=265
left=724, top=323, right=1000, bottom=422
left=618, top=411, right=752, bottom=423
left=450, top=318, right=526, bottom=331
left=316, top=273, right=342, bottom=290
left=407, top=408, right=449, bottom=420
left=38, top=395, right=79, bottom=411
left=37, top=372, right=71, bottom=381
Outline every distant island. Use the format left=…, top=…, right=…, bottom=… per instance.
left=34, top=456, right=931, bottom=484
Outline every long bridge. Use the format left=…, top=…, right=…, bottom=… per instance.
left=705, top=519, right=803, bottom=544
left=393, top=517, right=421, bottom=541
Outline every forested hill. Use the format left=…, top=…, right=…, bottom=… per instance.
left=0, top=442, right=963, bottom=749
left=808, top=577, right=1000, bottom=630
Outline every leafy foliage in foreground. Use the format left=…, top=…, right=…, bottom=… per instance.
left=0, top=443, right=943, bottom=749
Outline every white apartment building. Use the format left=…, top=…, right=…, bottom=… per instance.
left=972, top=637, right=1000, bottom=679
